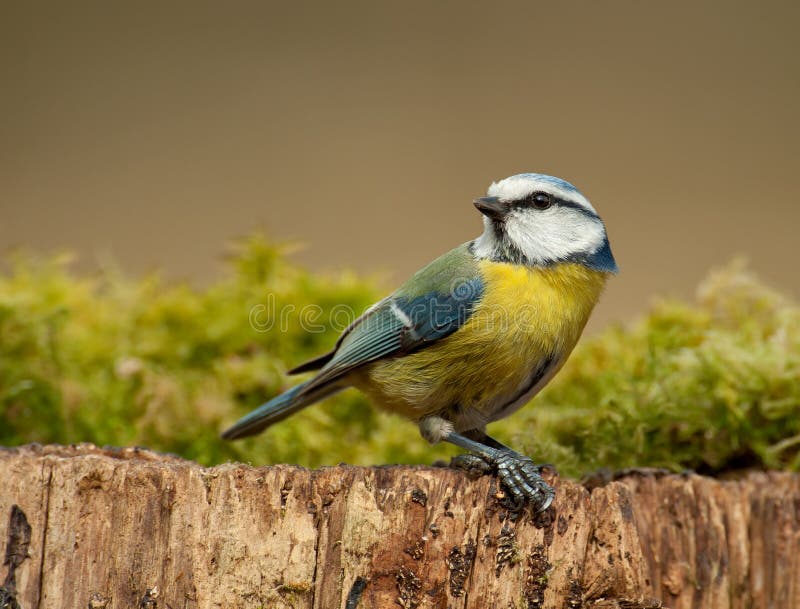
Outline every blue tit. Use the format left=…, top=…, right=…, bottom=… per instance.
left=223, top=173, right=617, bottom=511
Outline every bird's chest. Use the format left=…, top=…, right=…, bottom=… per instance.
left=468, top=261, right=606, bottom=357
left=358, top=262, right=607, bottom=421
left=440, top=261, right=607, bottom=423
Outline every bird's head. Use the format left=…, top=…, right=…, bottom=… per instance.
left=471, top=173, right=617, bottom=273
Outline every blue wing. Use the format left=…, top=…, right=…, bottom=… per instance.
left=223, top=245, right=484, bottom=440
left=296, top=276, right=485, bottom=395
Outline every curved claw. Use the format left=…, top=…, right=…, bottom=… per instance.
left=495, top=453, right=554, bottom=512
left=449, top=450, right=554, bottom=512
left=497, top=453, right=555, bottom=512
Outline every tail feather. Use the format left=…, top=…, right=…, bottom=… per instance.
left=221, top=381, right=343, bottom=440
left=287, top=350, right=335, bottom=375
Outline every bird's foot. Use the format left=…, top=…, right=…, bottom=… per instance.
left=450, top=453, right=493, bottom=477
left=451, top=450, right=554, bottom=512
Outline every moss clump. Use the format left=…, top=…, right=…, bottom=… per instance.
left=0, top=235, right=449, bottom=467
left=513, top=260, right=800, bottom=477
left=1, top=242, right=797, bottom=477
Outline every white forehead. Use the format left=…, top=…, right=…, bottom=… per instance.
left=486, top=173, right=597, bottom=214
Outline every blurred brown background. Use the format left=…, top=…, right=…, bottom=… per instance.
left=2, top=1, right=798, bottom=331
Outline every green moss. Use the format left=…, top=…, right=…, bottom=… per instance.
left=510, top=260, right=800, bottom=477
left=1, top=243, right=798, bottom=477
left=0, top=236, right=455, bottom=468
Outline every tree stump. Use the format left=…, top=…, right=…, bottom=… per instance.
left=0, top=444, right=797, bottom=609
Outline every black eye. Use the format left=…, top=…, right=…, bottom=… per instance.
left=531, top=192, right=552, bottom=209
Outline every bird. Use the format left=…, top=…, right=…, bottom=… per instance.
left=222, top=173, right=617, bottom=511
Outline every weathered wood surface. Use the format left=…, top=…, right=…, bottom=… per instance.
left=0, top=444, right=798, bottom=609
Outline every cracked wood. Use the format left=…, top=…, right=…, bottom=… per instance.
left=0, top=444, right=798, bottom=609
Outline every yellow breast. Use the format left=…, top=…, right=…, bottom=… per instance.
left=353, top=262, right=609, bottom=423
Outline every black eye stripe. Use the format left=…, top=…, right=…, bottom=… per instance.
left=509, top=192, right=551, bottom=210
left=521, top=191, right=551, bottom=208
left=556, top=198, right=601, bottom=219
left=510, top=194, right=600, bottom=220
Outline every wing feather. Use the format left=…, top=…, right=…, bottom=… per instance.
left=298, top=276, right=484, bottom=395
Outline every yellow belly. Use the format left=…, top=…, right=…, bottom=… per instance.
left=351, top=261, right=608, bottom=425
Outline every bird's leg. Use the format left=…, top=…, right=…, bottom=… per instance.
left=449, top=429, right=509, bottom=475
left=463, top=428, right=514, bottom=451
left=419, top=417, right=554, bottom=512
left=457, top=430, right=554, bottom=472
left=446, top=431, right=554, bottom=512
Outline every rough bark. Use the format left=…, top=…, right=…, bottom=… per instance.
left=0, top=444, right=797, bottom=609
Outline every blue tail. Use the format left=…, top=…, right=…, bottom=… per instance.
left=221, top=380, right=343, bottom=440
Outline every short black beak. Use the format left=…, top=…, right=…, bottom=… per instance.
left=473, top=196, right=507, bottom=221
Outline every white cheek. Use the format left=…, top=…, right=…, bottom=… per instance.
left=504, top=208, right=605, bottom=263
left=471, top=216, right=499, bottom=259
